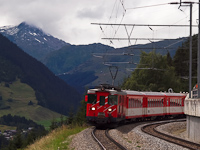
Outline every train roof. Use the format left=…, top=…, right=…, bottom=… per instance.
left=87, top=84, right=186, bottom=97
left=123, top=90, right=144, bottom=96
left=87, top=88, right=126, bottom=95
left=123, top=90, right=186, bottom=97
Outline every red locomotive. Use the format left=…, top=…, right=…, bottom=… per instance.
left=85, top=84, right=186, bottom=125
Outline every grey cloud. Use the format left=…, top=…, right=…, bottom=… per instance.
left=76, top=7, right=105, bottom=19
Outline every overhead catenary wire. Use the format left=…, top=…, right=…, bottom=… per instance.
left=126, top=2, right=200, bottom=10
left=92, top=23, right=198, bottom=27
left=126, top=2, right=169, bottom=10
left=92, top=0, right=199, bottom=84
left=101, top=37, right=186, bottom=40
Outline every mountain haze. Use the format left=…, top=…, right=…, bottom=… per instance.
left=43, top=38, right=186, bottom=93
left=0, top=22, right=186, bottom=95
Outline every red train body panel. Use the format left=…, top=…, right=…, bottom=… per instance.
left=85, top=85, right=186, bottom=125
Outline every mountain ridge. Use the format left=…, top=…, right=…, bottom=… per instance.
left=0, top=22, right=69, bottom=60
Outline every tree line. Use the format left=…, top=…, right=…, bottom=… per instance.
left=122, top=35, right=198, bottom=92
left=0, top=114, right=47, bottom=150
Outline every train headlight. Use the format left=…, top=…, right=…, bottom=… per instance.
left=91, top=107, right=95, bottom=110
left=108, top=108, right=112, bottom=112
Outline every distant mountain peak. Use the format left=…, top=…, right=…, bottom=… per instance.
left=0, top=22, right=70, bottom=60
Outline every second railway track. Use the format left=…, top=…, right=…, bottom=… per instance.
left=92, top=127, right=127, bottom=150
left=142, top=119, right=200, bottom=150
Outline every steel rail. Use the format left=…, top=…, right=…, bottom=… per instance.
left=105, top=129, right=128, bottom=150
left=92, top=128, right=106, bottom=150
left=92, top=127, right=128, bottom=150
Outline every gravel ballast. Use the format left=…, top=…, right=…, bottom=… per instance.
left=69, top=121, right=190, bottom=150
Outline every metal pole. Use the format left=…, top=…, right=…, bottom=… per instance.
left=198, top=0, right=200, bottom=98
left=189, top=3, right=192, bottom=98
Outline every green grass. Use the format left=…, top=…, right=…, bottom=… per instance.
left=0, top=80, right=63, bottom=128
left=25, top=125, right=86, bottom=150
left=0, top=125, right=16, bottom=132
left=37, top=117, right=67, bottom=130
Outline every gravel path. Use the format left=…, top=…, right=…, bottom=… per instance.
left=69, top=121, right=190, bottom=150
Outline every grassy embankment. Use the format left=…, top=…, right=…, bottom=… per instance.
left=25, top=125, right=86, bottom=150
left=0, top=80, right=62, bottom=129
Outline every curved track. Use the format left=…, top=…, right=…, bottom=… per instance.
left=141, top=120, right=200, bottom=150
left=92, top=127, right=127, bottom=150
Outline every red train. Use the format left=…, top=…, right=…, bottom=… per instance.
left=85, top=84, right=186, bottom=125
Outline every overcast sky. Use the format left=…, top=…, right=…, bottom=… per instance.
left=0, top=0, right=199, bottom=48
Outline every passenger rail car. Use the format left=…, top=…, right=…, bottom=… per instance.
left=85, top=84, right=186, bottom=125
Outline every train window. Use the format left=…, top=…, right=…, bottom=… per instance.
left=131, top=99, right=134, bottom=107
left=135, top=99, right=137, bottom=107
left=131, top=99, right=133, bottom=107
left=99, top=96, right=105, bottom=106
left=119, top=96, right=121, bottom=103
left=171, top=99, right=174, bottom=106
left=108, top=95, right=118, bottom=105
left=87, top=94, right=97, bottom=104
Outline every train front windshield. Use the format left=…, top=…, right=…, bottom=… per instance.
left=108, top=95, right=118, bottom=105
left=87, top=94, right=97, bottom=104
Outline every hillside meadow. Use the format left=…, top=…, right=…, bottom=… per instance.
left=0, top=80, right=62, bottom=128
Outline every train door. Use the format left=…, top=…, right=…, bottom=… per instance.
left=167, top=98, right=170, bottom=115
left=163, top=97, right=167, bottom=115
left=118, top=95, right=121, bottom=118
left=142, top=97, right=147, bottom=117
left=122, top=95, right=126, bottom=118
left=118, top=95, right=124, bottom=118
left=96, top=92, right=109, bottom=117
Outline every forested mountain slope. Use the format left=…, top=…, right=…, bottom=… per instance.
left=0, top=33, right=81, bottom=115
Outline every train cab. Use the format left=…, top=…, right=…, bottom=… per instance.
left=85, top=84, right=126, bottom=125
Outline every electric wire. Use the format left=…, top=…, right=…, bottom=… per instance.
left=126, top=3, right=169, bottom=10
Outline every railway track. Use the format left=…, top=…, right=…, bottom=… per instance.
left=142, top=119, right=200, bottom=150
left=92, top=127, right=127, bottom=150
